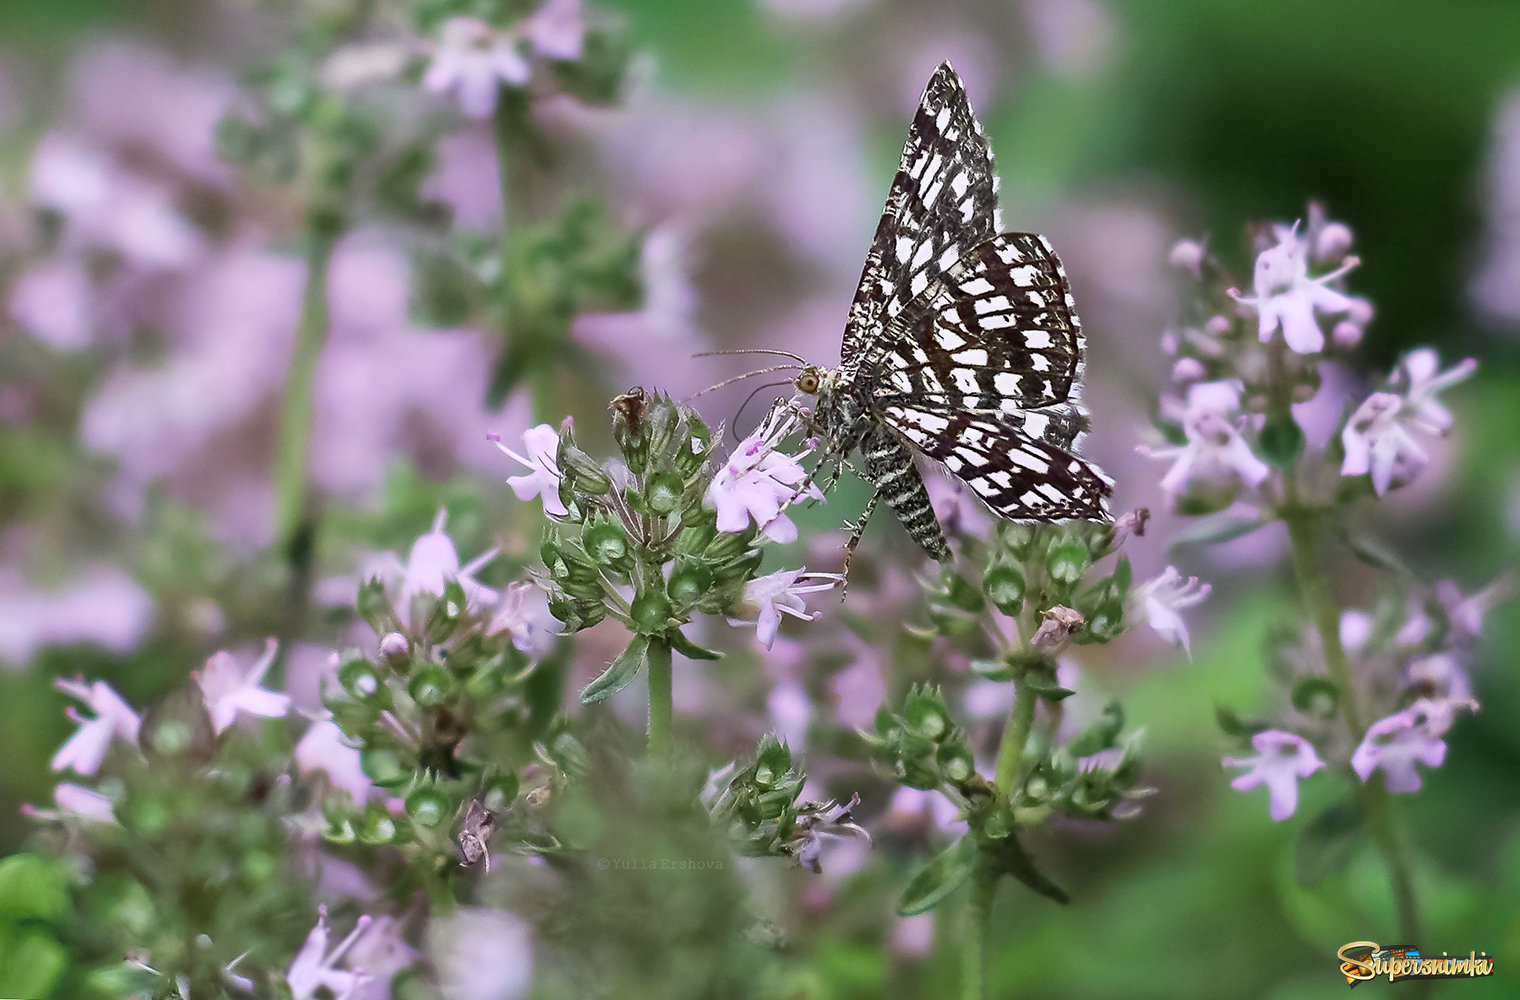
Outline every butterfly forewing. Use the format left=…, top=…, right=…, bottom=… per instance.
left=866, top=234, right=1084, bottom=414
left=840, top=63, right=999, bottom=377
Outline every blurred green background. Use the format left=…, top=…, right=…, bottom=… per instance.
left=1, top=0, right=1517, bottom=997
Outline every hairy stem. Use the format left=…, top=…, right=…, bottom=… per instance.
left=963, top=857, right=998, bottom=1000
left=273, top=215, right=340, bottom=554
left=646, top=637, right=673, bottom=757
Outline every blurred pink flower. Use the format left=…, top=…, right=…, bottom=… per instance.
left=23, top=783, right=118, bottom=825
left=429, top=906, right=534, bottom=1000
left=1470, top=90, right=1520, bottom=326
left=1351, top=698, right=1472, bottom=794
left=66, top=40, right=235, bottom=183
left=423, top=18, right=529, bottom=119
left=1127, top=565, right=1211, bottom=657
left=0, top=566, right=153, bottom=667
left=1339, top=348, right=1474, bottom=497
left=889, top=912, right=936, bottom=959
left=1223, top=730, right=1324, bottom=821
left=728, top=567, right=843, bottom=649
left=768, top=679, right=814, bottom=752
left=196, top=639, right=291, bottom=733
left=30, top=133, right=201, bottom=268
left=829, top=654, right=885, bottom=730
left=1231, top=224, right=1358, bottom=354
left=288, top=906, right=373, bottom=1000
left=381, top=510, right=500, bottom=626
left=493, top=424, right=568, bottom=518
left=487, top=580, right=561, bottom=657
left=8, top=260, right=93, bottom=350
left=51, top=677, right=140, bottom=776
left=296, top=717, right=374, bottom=807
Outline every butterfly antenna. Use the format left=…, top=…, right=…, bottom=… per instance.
left=694, top=347, right=810, bottom=365
left=683, top=363, right=801, bottom=403
left=732, top=380, right=793, bottom=432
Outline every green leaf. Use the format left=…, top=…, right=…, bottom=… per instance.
left=1339, top=528, right=1414, bottom=577
left=1290, top=677, right=1341, bottom=718
left=991, top=833, right=1069, bottom=905
left=897, top=835, right=979, bottom=916
left=668, top=629, right=723, bottom=661
left=1169, top=510, right=1268, bottom=550
left=0, top=854, right=68, bottom=924
left=1215, top=704, right=1269, bottom=737
left=0, top=925, right=68, bottom=998
left=1296, top=800, right=1366, bottom=889
left=580, top=635, right=650, bottom=704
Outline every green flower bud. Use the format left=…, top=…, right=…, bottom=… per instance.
left=360, top=748, right=408, bottom=787
left=582, top=517, right=630, bottom=566
left=558, top=431, right=613, bottom=495
left=357, top=576, right=399, bottom=635
left=408, top=666, right=452, bottom=708
left=983, top=564, right=1025, bottom=616
left=646, top=470, right=684, bottom=515
left=339, top=656, right=391, bottom=707
left=666, top=558, right=712, bottom=606
left=904, top=688, right=950, bottom=742
left=630, top=591, right=674, bottom=634
left=1047, top=543, right=1089, bottom=588
left=404, top=787, right=451, bottom=828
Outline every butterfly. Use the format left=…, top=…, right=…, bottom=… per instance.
left=791, top=61, right=1113, bottom=559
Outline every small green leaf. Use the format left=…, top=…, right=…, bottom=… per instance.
left=897, top=834, right=979, bottom=916
left=1296, top=800, right=1366, bottom=888
left=992, top=833, right=1069, bottom=905
left=0, top=925, right=68, bottom=998
left=668, top=629, right=722, bottom=661
left=1215, top=705, right=1268, bottom=737
left=0, top=854, right=68, bottom=924
left=1290, top=676, right=1341, bottom=718
left=1339, top=528, right=1414, bottom=577
left=581, top=635, right=650, bottom=704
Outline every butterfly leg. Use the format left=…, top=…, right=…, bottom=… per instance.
left=837, top=489, right=881, bottom=597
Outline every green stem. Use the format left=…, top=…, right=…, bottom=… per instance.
left=1284, top=498, right=1422, bottom=945
left=646, top=637, right=673, bottom=757
left=994, top=676, right=1038, bottom=799
left=962, top=858, right=998, bottom=1000
left=273, top=216, right=340, bottom=554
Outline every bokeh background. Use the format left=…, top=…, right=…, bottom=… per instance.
left=1, top=0, right=1518, bottom=996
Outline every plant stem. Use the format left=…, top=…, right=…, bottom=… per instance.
left=995, top=675, right=1038, bottom=799
left=273, top=215, right=340, bottom=554
left=1283, top=498, right=1422, bottom=945
left=646, top=636, right=673, bottom=757
left=962, top=857, right=998, bottom=1000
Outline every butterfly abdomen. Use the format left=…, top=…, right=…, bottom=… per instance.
left=860, top=425, right=950, bottom=560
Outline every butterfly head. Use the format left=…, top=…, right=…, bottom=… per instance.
left=792, top=365, right=829, bottom=397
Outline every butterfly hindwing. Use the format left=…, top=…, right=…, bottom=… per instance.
left=883, top=405, right=1112, bottom=521
left=840, top=62, right=999, bottom=378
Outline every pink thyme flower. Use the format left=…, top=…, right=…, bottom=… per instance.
left=295, top=717, right=374, bottom=807
left=728, top=567, right=843, bottom=649
left=1223, top=730, right=1325, bottom=821
left=195, top=639, right=291, bottom=734
left=487, top=580, right=561, bottom=657
left=431, top=906, right=535, bottom=1000
left=379, top=509, right=500, bottom=627
left=706, top=407, right=822, bottom=544
left=422, top=18, right=530, bottom=119
left=51, top=677, right=140, bottom=775
left=492, top=424, right=568, bottom=518
left=422, top=3, right=584, bottom=119
left=1140, top=380, right=1270, bottom=506
left=22, top=782, right=118, bottom=824
left=288, top=906, right=372, bottom=1000
left=1351, top=698, right=1475, bottom=793
left=1127, top=566, right=1211, bottom=657
left=1339, top=350, right=1473, bottom=496
left=1230, top=223, right=1358, bottom=354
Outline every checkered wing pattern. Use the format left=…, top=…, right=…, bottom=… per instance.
left=840, top=62, right=999, bottom=376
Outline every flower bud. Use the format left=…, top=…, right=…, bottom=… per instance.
left=982, top=564, right=1025, bottom=617
left=404, top=786, right=451, bottom=828
left=379, top=632, right=411, bottom=671
left=340, top=656, right=392, bottom=707
left=558, top=432, right=613, bottom=495
left=408, top=666, right=452, bottom=708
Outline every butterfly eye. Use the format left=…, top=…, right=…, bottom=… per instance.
left=797, top=373, right=819, bottom=394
